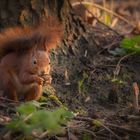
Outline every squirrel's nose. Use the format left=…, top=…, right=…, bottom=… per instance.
left=40, top=70, right=45, bottom=76
left=38, top=70, right=45, bottom=76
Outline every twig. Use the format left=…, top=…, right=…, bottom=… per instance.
left=120, top=115, right=140, bottom=121
left=74, top=116, right=140, bottom=137
left=73, top=116, right=121, bottom=140
left=101, top=123, right=121, bottom=140
left=3, top=130, right=12, bottom=140
left=23, top=113, right=33, bottom=122
left=0, top=115, right=11, bottom=123
left=114, top=52, right=135, bottom=76
left=127, top=115, right=140, bottom=121
left=76, top=0, right=120, bottom=35
left=69, top=126, right=96, bottom=137
left=95, top=132, right=115, bottom=140
left=67, top=127, right=70, bottom=140
left=39, top=131, right=48, bottom=139
left=97, top=40, right=120, bottom=55
left=132, top=82, right=139, bottom=112
left=0, top=96, right=20, bottom=103
left=106, top=123, right=140, bottom=136
left=31, top=132, right=42, bottom=139
left=73, top=1, right=135, bottom=28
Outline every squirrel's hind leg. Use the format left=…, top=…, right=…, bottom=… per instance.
left=24, top=85, right=42, bottom=101
left=5, top=84, right=18, bottom=101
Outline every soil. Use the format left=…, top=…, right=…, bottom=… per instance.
left=51, top=1, right=140, bottom=139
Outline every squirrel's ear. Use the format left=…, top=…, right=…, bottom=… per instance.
left=45, top=40, right=61, bottom=52
left=38, top=43, right=49, bottom=52
left=23, top=16, right=63, bottom=52
left=43, top=44, right=48, bottom=52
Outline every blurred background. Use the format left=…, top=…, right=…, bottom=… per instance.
left=71, top=0, right=140, bottom=35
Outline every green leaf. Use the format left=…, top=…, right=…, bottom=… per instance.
left=82, top=134, right=93, bottom=140
left=92, top=119, right=102, bottom=127
left=120, top=35, right=140, bottom=54
left=17, top=102, right=37, bottom=115
left=7, top=119, right=34, bottom=134
left=7, top=102, right=74, bottom=136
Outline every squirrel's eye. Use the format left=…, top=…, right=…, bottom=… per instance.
left=33, top=59, right=37, bottom=65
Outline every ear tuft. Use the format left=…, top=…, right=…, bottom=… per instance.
left=34, top=16, right=63, bottom=51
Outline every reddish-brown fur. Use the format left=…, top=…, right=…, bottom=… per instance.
left=0, top=17, right=62, bottom=101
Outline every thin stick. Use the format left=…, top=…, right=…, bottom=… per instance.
left=74, top=116, right=121, bottom=140
left=132, top=82, right=139, bottom=111
left=73, top=1, right=135, bottom=28
left=74, top=116, right=140, bottom=136
left=0, top=96, right=20, bottom=103
left=114, top=52, right=135, bottom=76
left=77, top=0, right=120, bottom=35
left=106, top=123, right=140, bottom=136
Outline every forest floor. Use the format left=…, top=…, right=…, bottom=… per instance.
left=0, top=0, right=140, bottom=140
left=52, top=1, right=140, bottom=139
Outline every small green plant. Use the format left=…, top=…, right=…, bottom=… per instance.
left=78, top=71, right=88, bottom=93
left=41, top=85, right=64, bottom=106
left=120, top=35, right=140, bottom=54
left=106, top=74, right=126, bottom=85
left=111, top=77, right=126, bottom=85
left=78, top=79, right=85, bottom=93
left=92, top=119, right=102, bottom=127
left=7, top=101, right=74, bottom=136
left=82, top=133, right=93, bottom=140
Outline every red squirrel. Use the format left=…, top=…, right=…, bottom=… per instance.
left=0, top=17, right=62, bottom=101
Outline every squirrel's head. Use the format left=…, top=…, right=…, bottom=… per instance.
left=27, top=48, right=51, bottom=76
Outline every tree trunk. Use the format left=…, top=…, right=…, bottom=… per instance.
left=0, top=0, right=121, bottom=103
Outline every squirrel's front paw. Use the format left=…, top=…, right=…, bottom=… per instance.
left=42, top=75, right=52, bottom=86
left=35, top=77, right=44, bottom=85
